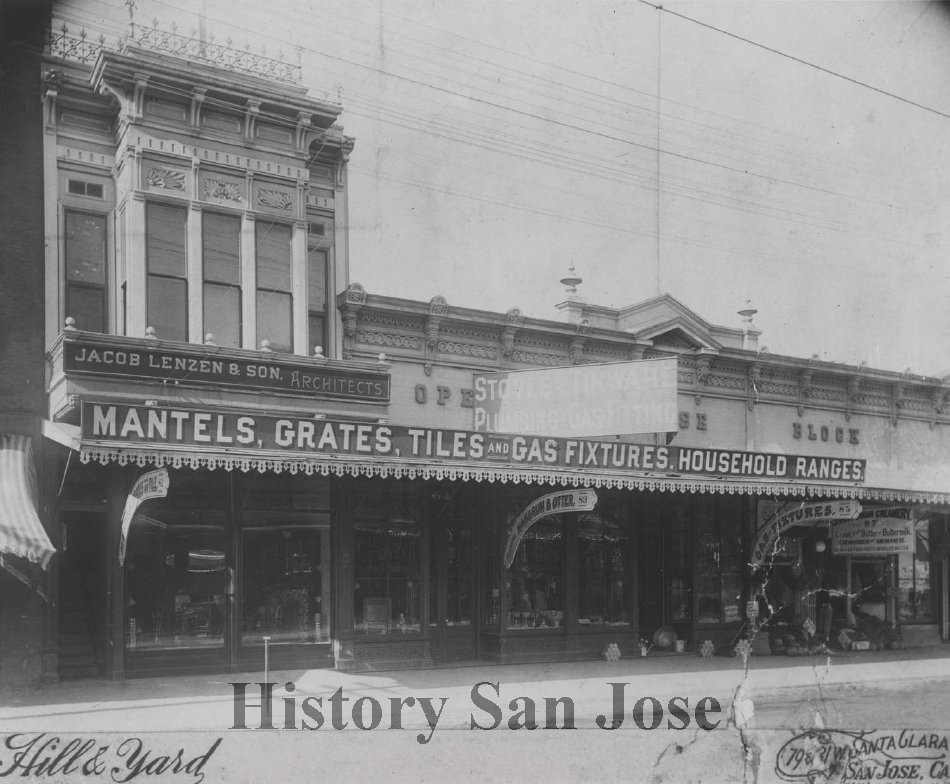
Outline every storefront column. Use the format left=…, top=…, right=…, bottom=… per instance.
left=628, top=493, right=640, bottom=648
left=564, top=517, right=578, bottom=627
left=107, top=465, right=127, bottom=681
left=331, top=478, right=354, bottom=668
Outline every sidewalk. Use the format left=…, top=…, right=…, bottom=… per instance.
left=1, top=644, right=947, bottom=728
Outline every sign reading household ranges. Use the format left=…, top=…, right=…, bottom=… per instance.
left=82, top=402, right=867, bottom=482
left=63, top=336, right=390, bottom=403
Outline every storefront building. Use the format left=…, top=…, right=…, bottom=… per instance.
left=4, top=19, right=949, bottom=686
left=43, top=283, right=950, bottom=679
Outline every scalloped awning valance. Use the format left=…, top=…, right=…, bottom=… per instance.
left=77, top=442, right=950, bottom=506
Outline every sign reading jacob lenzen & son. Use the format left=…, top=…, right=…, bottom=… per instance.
left=62, top=335, right=390, bottom=402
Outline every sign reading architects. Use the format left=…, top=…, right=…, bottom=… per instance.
left=473, top=359, right=678, bottom=438
left=832, top=508, right=915, bottom=556
left=63, top=337, right=390, bottom=403
left=81, top=402, right=867, bottom=483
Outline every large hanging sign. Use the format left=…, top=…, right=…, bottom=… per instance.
left=81, top=402, right=867, bottom=483
left=751, top=500, right=862, bottom=568
left=118, top=467, right=170, bottom=566
left=473, top=359, right=678, bottom=438
left=503, top=489, right=598, bottom=568
left=831, top=508, right=914, bottom=556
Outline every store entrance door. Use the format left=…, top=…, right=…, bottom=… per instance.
left=58, top=510, right=108, bottom=679
left=850, top=557, right=894, bottom=623
left=428, top=522, right=478, bottom=664
left=638, top=504, right=691, bottom=644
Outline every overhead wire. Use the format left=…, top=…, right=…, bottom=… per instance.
left=57, top=0, right=935, bottom=218
left=637, top=0, right=950, bottom=121
left=52, top=1, right=942, bottom=255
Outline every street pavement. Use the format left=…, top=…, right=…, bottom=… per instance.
left=1, top=645, right=948, bottom=783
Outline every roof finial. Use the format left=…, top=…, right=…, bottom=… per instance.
left=560, top=264, right=583, bottom=297
left=737, top=297, right=758, bottom=326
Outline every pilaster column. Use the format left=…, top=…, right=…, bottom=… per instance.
left=126, top=193, right=147, bottom=337
left=187, top=202, right=203, bottom=342
left=292, top=219, right=308, bottom=355
left=241, top=211, right=256, bottom=349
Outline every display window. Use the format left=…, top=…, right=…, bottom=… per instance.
left=507, top=517, right=563, bottom=629
left=352, top=481, right=424, bottom=635
left=576, top=510, right=630, bottom=627
left=695, top=496, right=745, bottom=624
left=126, top=524, right=228, bottom=651
left=897, top=517, right=934, bottom=623
left=241, top=527, right=329, bottom=645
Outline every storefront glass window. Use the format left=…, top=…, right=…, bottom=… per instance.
left=126, top=525, right=227, bottom=651
left=353, top=482, right=423, bottom=635
left=577, top=512, right=629, bottom=626
left=242, top=528, right=328, bottom=645
left=897, top=518, right=933, bottom=623
left=695, top=497, right=744, bottom=624
left=507, top=517, right=563, bottom=629
left=483, top=526, right=501, bottom=629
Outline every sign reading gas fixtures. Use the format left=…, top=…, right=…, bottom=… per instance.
left=63, top=336, right=390, bottom=403
left=473, top=359, right=679, bottom=438
left=81, top=402, right=867, bottom=483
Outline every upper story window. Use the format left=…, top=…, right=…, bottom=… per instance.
left=307, top=219, right=330, bottom=354
left=64, top=210, right=107, bottom=333
left=255, top=220, right=293, bottom=353
left=203, top=212, right=242, bottom=348
left=67, top=179, right=104, bottom=198
left=146, top=202, right=188, bottom=342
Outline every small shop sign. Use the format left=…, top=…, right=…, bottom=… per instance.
left=503, top=489, right=598, bottom=568
left=63, top=335, right=390, bottom=403
left=118, top=467, right=169, bottom=565
left=751, top=500, right=862, bottom=568
left=831, top=509, right=914, bottom=556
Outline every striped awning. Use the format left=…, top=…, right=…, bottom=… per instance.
left=0, top=434, right=55, bottom=568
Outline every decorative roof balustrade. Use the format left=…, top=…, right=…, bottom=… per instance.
left=49, top=20, right=302, bottom=84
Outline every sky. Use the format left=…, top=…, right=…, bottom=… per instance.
left=57, top=0, right=950, bottom=376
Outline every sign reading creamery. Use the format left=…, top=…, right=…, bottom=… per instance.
left=81, top=403, right=867, bottom=483
left=63, top=336, right=390, bottom=403
left=832, top=508, right=915, bottom=556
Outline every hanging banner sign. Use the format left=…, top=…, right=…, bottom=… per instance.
left=751, top=500, right=862, bottom=568
left=473, top=359, right=678, bottom=437
left=832, top=508, right=914, bottom=556
left=81, top=402, right=867, bottom=483
left=503, top=489, right=598, bottom=568
left=118, top=467, right=170, bottom=566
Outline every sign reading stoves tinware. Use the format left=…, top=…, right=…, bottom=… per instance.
left=81, top=402, right=867, bottom=482
left=473, top=359, right=678, bottom=438
left=63, top=337, right=390, bottom=403
left=832, top=508, right=914, bottom=556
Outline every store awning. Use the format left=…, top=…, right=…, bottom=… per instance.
left=76, top=441, right=950, bottom=506
left=0, top=435, right=55, bottom=568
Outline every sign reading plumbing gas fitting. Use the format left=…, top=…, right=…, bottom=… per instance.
left=473, top=359, right=678, bottom=438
